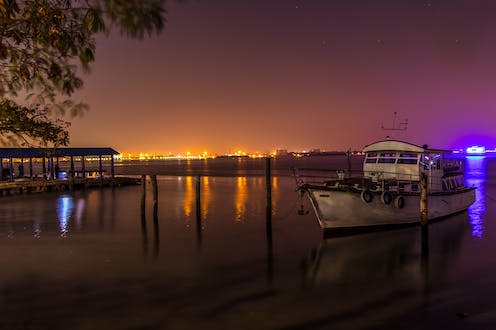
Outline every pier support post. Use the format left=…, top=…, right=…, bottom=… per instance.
left=20, top=158, right=24, bottom=177
left=50, top=157, right=55, bottom=180
left=42, top=158, right=46, bottom=179
left=29, top=157, right=33, bottom=179
left=70, top=156, right=74, bottom=179
left=0, top=158, right=3, bottom=181
left=110, top=155, right=115, bottom=184
left=9, top=158, right=13, bottom=181
left=81, top=156, right=86, bottom=179
left=99, top=155, right=104, bottom=187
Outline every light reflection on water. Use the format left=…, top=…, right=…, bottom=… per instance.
left=56, top=195, right=74, bottom=237
left=183, top=176, right=194, bottom=219
left=235, top=177, right=247, bottom=222
left=201, top=176, right=211, bottom=221
left=465, top=156, right=487, bottom=238
left=0, top=159, right=494, bottom=329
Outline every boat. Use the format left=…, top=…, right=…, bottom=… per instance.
left=296, top=139, right=476, bottom=231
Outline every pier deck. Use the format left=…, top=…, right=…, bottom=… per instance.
left=0, top=176, right=140, bottom=196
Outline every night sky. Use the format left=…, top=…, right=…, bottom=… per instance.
left=70, top=0, right=496, bottom=154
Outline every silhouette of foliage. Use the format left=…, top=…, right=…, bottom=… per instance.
left=0, top=0, right=167, bottom=146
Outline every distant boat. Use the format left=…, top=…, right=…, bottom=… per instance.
left=296, top=139, right=476, bottom=231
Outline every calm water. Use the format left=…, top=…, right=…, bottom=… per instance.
left=0, top=156, right=495, bottom=329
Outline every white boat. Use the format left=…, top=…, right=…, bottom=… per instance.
left=297, top=139, right=476, bottom=231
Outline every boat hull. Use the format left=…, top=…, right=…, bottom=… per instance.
left=306, top=187, right=476, bottom=230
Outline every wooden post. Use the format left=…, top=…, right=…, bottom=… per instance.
left=265, top=157, right=272, bottom=232
left=151, top=174, right=159, bottom=258
left=140, top=176, right=148, bottom=257
left=50, top=157, right=55, bottom=180
left=99, top=155, right=103, bottom=186
left=347, top=149, right=352, bottom=178
left=70, top=156, right=74, bottom=179
left=151, top=175, right=158, bottom=219
left=9, top=158, right=13, bottom=181
left=420, top=172, right=429, bottom=255
left=0, top=157, right=3, bottom=181
left=110, top=154, right=115, bottom=181
left=420, top=172, right=428, bottom=224
left=81, top=156, right=86, bottom=179
left=195, top=175, right=202, bottom=248
left=29, top=157, right=33, bottom=179
left=20, top=158, right=24, bottom=177
left=42, top=157, right=46, bottom=179
left=141, top=174, right=147, bottom=218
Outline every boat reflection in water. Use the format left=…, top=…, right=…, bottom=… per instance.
left=302, top=214, right=468, bottom=292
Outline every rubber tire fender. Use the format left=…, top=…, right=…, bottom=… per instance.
left=381, top=191, right=392, bottom=204
left=395, top=196, right=405, bottom=209
left=361, top=190, right=374, bottom=203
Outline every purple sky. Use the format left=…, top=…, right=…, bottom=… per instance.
left=69, top=0, right=496, bottom=154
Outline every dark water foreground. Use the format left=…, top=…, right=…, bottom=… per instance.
left=0, top=156, right=495, bottom=329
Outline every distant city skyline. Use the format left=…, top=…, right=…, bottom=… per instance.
left=68, top=0, right=496, bottom=153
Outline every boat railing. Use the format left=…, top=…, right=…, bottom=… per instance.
left=293, top=167, right=453, bottom=193
left=293, top=167, right=364, bottom=186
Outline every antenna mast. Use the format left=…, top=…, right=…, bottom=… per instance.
left=381, top=112, right=408, bottom=138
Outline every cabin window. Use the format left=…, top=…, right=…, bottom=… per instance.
left=365, top=153, right=378, bottom=163
left=397, top=153, right=418, bottom=164
left=378, top=152, right=396, bottom=164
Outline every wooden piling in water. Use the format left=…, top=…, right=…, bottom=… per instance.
left=151, top=175, right=158, bottom=220
left=195, top=175, right=202, bottom=248
left=420, top=172, right=428, bottom=224
left=151, top=175, right=160, bottom=259
left=264, top=158, right=274, bottom=285
left=420, top=172, right=429, bottom=255
left=141, top=174, right=147, bottom=219
left=265, top=157, right=272, bottom=231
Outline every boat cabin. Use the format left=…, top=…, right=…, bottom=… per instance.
left=362, top=140, right=463, bottom=193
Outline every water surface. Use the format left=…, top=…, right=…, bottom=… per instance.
left=0, top=156, right=495, bottom=329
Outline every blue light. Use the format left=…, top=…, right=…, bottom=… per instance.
left=466, top=146, right=486, bottom=154
left=56, top=194, right=74, bottom=237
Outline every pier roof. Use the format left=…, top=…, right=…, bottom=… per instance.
left=0, top=147, right=119, bottom=158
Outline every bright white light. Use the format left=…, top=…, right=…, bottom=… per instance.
left=466, top=146, right=486, bottom=154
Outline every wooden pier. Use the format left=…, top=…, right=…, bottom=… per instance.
left=0, top=176, right=140, bottom=196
